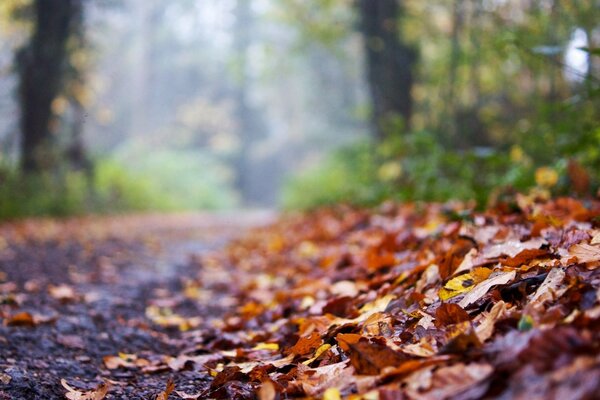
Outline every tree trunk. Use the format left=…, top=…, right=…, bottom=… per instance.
left=18, top=0, right=81, bottom=173
left=357, top=0, right=416, bottom=140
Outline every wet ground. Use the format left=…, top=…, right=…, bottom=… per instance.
left=0, top=212, right=275, bottom=399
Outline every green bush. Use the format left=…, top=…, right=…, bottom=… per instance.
left=0, top=167, right=87, bottom=220
left=109, top=149, right=238, bottom=210
left=0, top=151, right=238, bottom=220
left=282, top=130, right=598, bottom=210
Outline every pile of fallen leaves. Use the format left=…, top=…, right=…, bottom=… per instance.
left=185, top=196, right=600, bottom=399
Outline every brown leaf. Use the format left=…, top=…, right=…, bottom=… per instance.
left=346, top=337, right=408, bottom=375
left=322, top=296, right=359, bottom=318
left=502, top=248, right=549, bottom=268
left=569, top=243, right=600, bottom=265
left=336, top=333, right=362, bottom=352
left=483, top=238, right=547, bottom=259
left=61, top=379, right=110, bottom=400
left=434, top=303, right=470, bottom=327
left=568, top=159, right=590, bottom=195
left=174, top=391, right=201, bottom=400
left=474, top=301, right=508, bottom=342
left=4, top=311, right=36, bottom=327
left=420, top=362, right=493, bottom=399
left=297, top=361, right=354, bottom=397
left=441, top=322, right=482, bottom=354
left=257, top=380, right=277, bottom=400
left=156, top=378, right=175, bottom=400
left=528, top=267, right=567, bottom=305
left=288, top=332, right=322, bottom=356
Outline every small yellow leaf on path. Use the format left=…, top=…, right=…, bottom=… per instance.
left=252, top=342, right=279, bottom=351
left=323, top=387, right=342, bottom=400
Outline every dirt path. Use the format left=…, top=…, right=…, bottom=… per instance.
left=0, top=211, right=276, bottom=399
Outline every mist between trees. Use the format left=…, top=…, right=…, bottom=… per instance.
left=0, top=0, right=598, bottom=218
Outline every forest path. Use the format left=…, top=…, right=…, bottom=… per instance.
left=0, top=211, right=276, bottom=399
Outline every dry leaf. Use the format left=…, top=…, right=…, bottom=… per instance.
left=483, top=238, right=547, bottom=258
left=458, top=270, right=516, bottom=308
left=0, top=372, right=11, bottom=385
left=156, top=378, right=175, bottom=400
left=569, top=243, right=600, bottom=265
left=475, top=301, right=508, bottom=342
left=4, top=311, right=36, bottom=327
left=288, top=332, right=322, bottom=356
left=174, top=391, right=201, bottom=399
left=49, top=284, right=77, bottom=302
left=420, top=362, right=492, bottom=399
left=257, top=380, right=276, bottom=400
left=61, top=379, right=110, bottom=400
left=529, top=267, right=567, bottom=305
left=439, top=267, right=492, bottom=300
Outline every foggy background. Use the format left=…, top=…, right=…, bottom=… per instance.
left=0, top=0, right=597, bottom=216
left=1, top=0, right=368, bottom=208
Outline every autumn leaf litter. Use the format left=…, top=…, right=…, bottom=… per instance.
left=1, top=199, right=600, bottom=398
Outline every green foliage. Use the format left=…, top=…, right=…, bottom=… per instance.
left=0, top=152, right=238, bottom=220
left=111, top=149, right=238, bottom=210
left=283, top=129, right=598, bottom=210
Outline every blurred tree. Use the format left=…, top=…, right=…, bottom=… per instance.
left=233, top=0, right=264, bottom=205
left=357, top=0, right=416, bottom=139
left=17, top=0, right=83, bottom=173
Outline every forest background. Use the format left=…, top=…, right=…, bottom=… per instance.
left=0, top=0, right=598, bottom=219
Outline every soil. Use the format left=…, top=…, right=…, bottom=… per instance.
left=0, top=212, right=275, bottom=400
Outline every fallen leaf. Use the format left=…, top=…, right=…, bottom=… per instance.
left=453, top=248, right=477, bottom=275
left=420, top=362, right=492, bottom=399
left=298, top=361, right=354, bottom=397
left=322, top=387, right=342, bottom=400
left=257, top=380, right=276, bottom=400
left=0, top=372, right=11, bottom=385
left=483, top=238, right=547, bottom=259
left=439, top=267, right=492, bottom=300
left=61, top=379, right=110, bottom=400
left=252, top=342, right=279, bottom=351
left=529, top=267, right=567, bottom=305
left=474, top=301, right=508, bottom=342
left=336, top=333, right=362, bottom=352
left=288, top=332, right=322, bottom=356
left=503, top=248, right=549, bottom=267
left=458, top=270, right=516, bottom=308
left=49, top=284, right=77, bottom=302
left=569, top=243, right=600, bottom=265
left=103, top=353, right=149, bottom=370
left=4, top=311, right=36, bottom=327
left=346, top=337, right=408, bottom=375
left=156, top=378, right=175, bottom=400
left=402, top=337, right=437, bottom=357
left=174, top=391, right=201, bottom=399
left=434, top=303, right=470, bottom=327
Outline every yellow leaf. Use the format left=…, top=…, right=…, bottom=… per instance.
left=252, top=342, right=279, bottom=351
left=535, top=167, right=558, bottom=188
left=323, top=387, right=342, bottom=400
left=439, top=268, right=492, bottom=300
